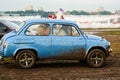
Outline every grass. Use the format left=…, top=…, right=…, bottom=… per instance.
left=0, top=58, right=14, bottom=64
left=100, top=31, right=120, bottom=35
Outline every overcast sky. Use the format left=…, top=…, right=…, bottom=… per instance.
left=0, top=0, right=120, bottom=11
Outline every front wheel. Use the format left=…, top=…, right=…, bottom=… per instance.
left=87, top=49, right=105, bottom=68
left=15, top=50, right=36, bottom=69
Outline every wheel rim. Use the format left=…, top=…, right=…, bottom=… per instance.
left=90, top=51, right=104, bottom=66
left=19, top=53, right=34, bottom=67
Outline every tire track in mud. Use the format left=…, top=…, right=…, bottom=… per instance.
left=0, top=54, right=120, bottom=80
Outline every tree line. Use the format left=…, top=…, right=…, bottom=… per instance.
left=4, top=10, right=112, bottom=17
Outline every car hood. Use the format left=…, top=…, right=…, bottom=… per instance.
left=86, top=34, right=103, bottom=40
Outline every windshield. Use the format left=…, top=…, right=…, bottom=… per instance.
left=15, top=21, right=25, bottom=31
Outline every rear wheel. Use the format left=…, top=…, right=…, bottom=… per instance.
left=15, top=50, right=36, bottom=69
left=87, top=49, right=105, bottom=68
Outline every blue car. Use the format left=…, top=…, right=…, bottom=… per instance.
left=0, top=19, right=112, bottom=68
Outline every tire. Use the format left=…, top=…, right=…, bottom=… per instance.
left=15, top=50, right=36, bottom=69
left=87, top=49, right=105, bottom=68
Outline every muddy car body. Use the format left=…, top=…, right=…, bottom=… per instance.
left=0, top=19, right=112, bottom=68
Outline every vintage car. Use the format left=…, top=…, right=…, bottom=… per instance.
left=0, top=19, right=112, bottom=68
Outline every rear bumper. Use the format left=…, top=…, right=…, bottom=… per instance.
left=0, top=51, right=3, bottom=59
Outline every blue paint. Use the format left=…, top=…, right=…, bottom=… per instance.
left=0, top=19, right=111, bottom=60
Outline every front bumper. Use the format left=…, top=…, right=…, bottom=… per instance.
left=107, top=48, right=112, bottom=56
left=108, top=48, right=112, bottom=53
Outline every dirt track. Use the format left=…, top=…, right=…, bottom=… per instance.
left=0, top=55, right=120, bottom=80
left=0, top=35, right=120, bottom=80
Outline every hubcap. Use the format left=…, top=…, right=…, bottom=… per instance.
left=90, top=52, right=104, bottom=65
left=19, top=53, right=33, bottom=66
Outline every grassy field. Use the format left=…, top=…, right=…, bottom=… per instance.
left=98, top=31, right=120, bottom=35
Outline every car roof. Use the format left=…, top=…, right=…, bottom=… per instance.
left=25, top=18, right=77, bottom=24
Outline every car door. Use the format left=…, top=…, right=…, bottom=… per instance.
left=51, top=23, right=86, bottom=60
left=25, top=23, right=52, bottom=58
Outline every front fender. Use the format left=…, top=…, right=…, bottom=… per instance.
left=85, top=39, right=108, bottom=57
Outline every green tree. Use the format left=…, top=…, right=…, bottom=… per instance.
left=79, top=10, right=90, bottom=15
left=70, top=10, right=80, bottom=15
left=99, top=11, right=112, bottom=15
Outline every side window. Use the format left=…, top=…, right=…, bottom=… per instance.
left=25, top=23, right=50, bottom=36
left=53, top=24, right=79, bottom=36
left=71, top=26, right=80, bottom=36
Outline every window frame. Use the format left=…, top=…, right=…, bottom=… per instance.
left=52, top=23, right=80, bottom=37
left=25, top=23, right=50, bottom=36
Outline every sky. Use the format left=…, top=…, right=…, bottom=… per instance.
left=0, top=0, right=120, bottom=12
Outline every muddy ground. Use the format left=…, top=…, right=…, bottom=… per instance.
left=0, top=34, right=120, bottom=80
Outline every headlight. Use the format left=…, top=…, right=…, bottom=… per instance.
left=3, top=42, right=7, bottom=49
